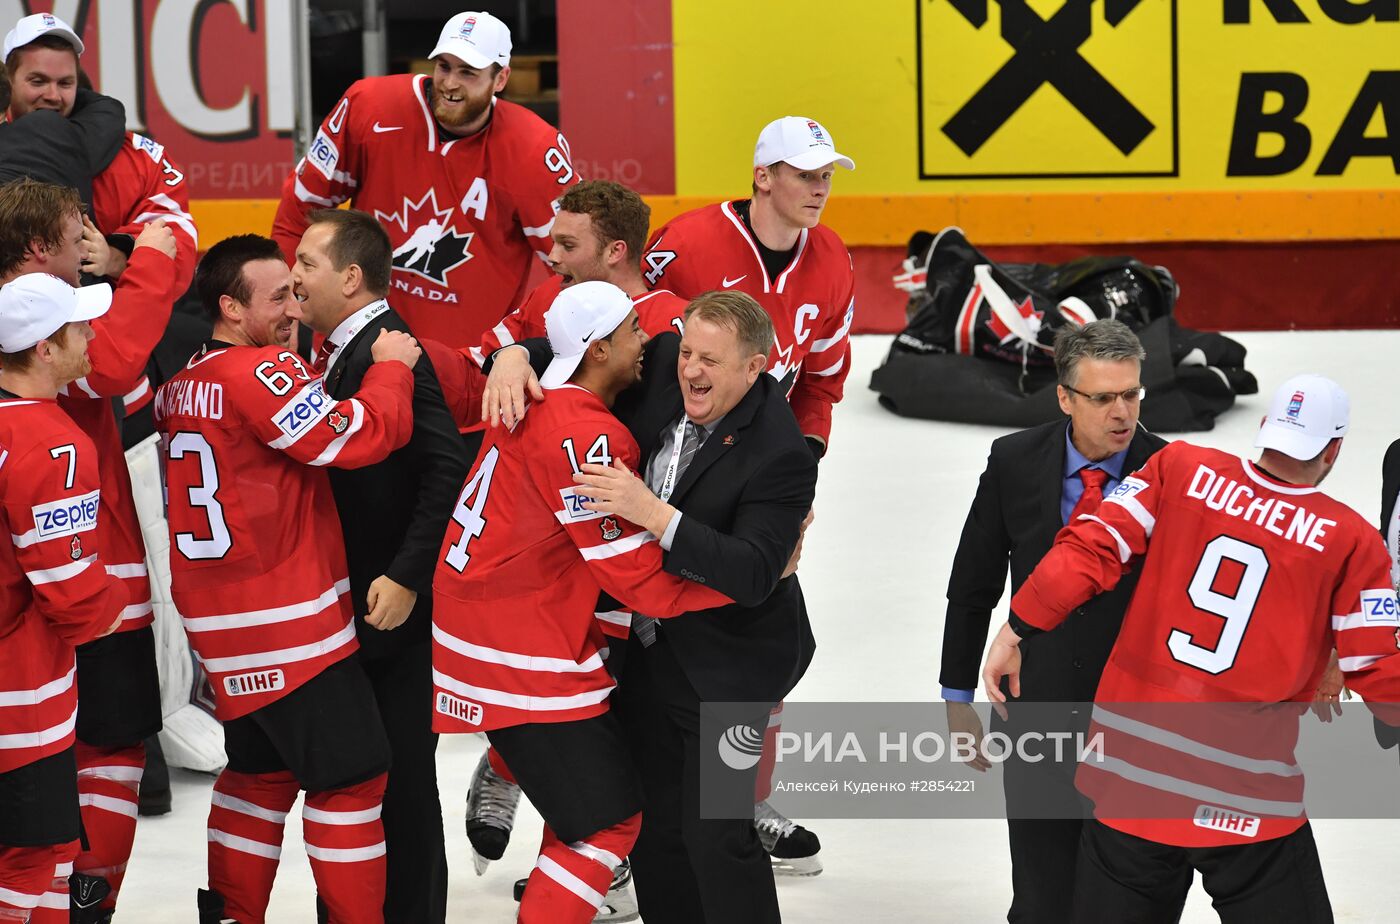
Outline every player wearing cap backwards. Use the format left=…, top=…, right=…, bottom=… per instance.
left=984, top=374, right=1400, bottom=922
left=431, top=281, right=731, bottom=924
left=0, top=177, right=178, bottom=921
left=4, top=12, right=198, bottom=421
left=636, top=116, right=855, bottom=874
left=274, top=10, right=578, bottom=348
left=156, top=234, right=422, bottom=924
left=0, top=274, right=127, bottom=924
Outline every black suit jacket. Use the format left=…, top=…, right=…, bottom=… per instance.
left=1380, top=439, right=1400, bottom=555
left=520, top=332, right=818, bottom=704
left=323, top=307, right=469, bottom=661
left=939, top=419, right=1167, bottom=702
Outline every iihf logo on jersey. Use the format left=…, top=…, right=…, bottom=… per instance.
left=1287, top=390, right=1305, bottom=419
left=600, top=517, right=622, bottom=541
left=375, top=189, right=474, bottom=288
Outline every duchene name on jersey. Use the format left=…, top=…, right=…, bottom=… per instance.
left=1184, top=464, right=1336, bottom=552
left=31, top=489, right=101, bottom=540
left=155, top=379, right=225, bottom=421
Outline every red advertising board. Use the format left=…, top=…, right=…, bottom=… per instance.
left=3, top=0, right=296, bottom=200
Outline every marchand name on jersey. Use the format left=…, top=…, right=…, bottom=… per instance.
left=1185, top=464, right=1336, bottom=552
left=156, top=379, right=225, bottom=421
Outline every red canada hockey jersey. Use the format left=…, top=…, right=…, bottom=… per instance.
left=155, top=345, right=414, bottom=719
left=1012, top=442, right=1400, bottom=847
left=58, top=250, right=180, bottom=634
left=273, top=75, right=578, bottom=348
left=92, top=132, right=197, bottom=415
left=643, top=201, right=855, bottom=445
left=471, top=274, right=689, bottom=367
left=431, top=384, right=730, bottom=732
left=0, top=397, right=126, bottom=773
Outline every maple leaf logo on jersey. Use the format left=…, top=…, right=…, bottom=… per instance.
left=70, top=536, right=82, bottom=561
left=327, top=411, right=349, bottom=434
left=375, top=189, right=474, bottom=286
left=600, top=517, right=622, bottom=541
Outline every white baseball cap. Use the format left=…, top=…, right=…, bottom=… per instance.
left=4, top=12, right=83, bottom=61
left=429, top=11, right=511, bottom=69
left=753, top=116, right=855, bottom=171
left=1254, top=373, right=1349, bottom=461
left=540, top=281, right=634, bottom=389
left=0, top=274, right=110, bottom=353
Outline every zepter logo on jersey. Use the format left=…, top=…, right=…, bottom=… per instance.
left=1360, top=589, right=1400, bottom=625
left=375, top=189, right=475, bottom=297
left=31, top=489, right=101, bottom=541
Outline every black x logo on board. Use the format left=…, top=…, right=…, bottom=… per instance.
left=942, top=0, right=1155, bottom=156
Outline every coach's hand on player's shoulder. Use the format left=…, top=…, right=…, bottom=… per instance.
left=982, top=622, right=1023, bottom=722
left=946, top=702, right=992, bottom=772
left=364, top=575, right=416, bottom=631
left=576, top=458, right=674, bottom=537
left=133, top=218, right=177, bottom=261
left=483, top=345, right=542, bottom=429
left=100, top=610, right=124, bottom=638
left=371, top=329, right=422, bottom=369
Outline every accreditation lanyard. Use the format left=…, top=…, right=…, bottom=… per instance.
left=657, top=416, right=696, bottom=503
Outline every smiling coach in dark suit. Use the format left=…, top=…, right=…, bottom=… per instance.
left=940, top=320, right=1166, bottom=924
left=564, top=290, right=815, bottom=924
left=288, top=208, right=469, bottom=924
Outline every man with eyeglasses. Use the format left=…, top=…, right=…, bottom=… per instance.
left=938, top=318, right=1165, bottom=923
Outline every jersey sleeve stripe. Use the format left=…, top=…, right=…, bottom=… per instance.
left=0, top=705, right=77, bottom=751
left=468, top=346, right=486, bottom=368
left=594, top=609, right=630, bottom=628
left=806, top=355, right=846, bottom=377
left=492, top=321, right=516, bottom=347
left=1079, top=515, right=1132, bottom=563
left=1339, top=654, right=1385, bottom=672
left=810, top=309, right=854, bottom=353
left=293, top=176, right=344, bottom=208
left=105, top=562, right=148, bottom=579
left=25, top=554, right=96, bottom=585
left=1105, top=494, right=1157, bottom=536
left=183, top=579, right=351, bottom=633
left=521, top=218, right=556, bottom=239
left=432, top=623, right=605, bottom=674
left=1332, top=611, right=1399, bottom=632
left=577, top=531, right=655, bottom=561
left=119, top=602, right=154, bottom=624
left=71, top=377, right=101, bottom=399
left=0, top=665, right=75, bottom=707
left=197, top=621, right=356, bottom=673
left=309, top=399, right=366, bottom=467
left=432, top=668, right=614, bottom=713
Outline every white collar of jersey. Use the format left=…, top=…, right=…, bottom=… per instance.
left=324, top=300, right=391, bottom=376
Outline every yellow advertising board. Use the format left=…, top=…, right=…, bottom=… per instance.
left=671, top=0, right=1400, bottom=243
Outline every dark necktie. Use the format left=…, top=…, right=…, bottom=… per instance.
left=1069, top=467, right=1109, bottom=523
left=633, top=421, right=705, bottom=647
left=312, top=340, right=337, bottom=374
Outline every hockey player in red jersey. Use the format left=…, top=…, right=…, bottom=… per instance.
left=985, top=374, right=1400, bottom=921
left=0, top=273, right=127, bottom=924
left=156, top=235, right=420, bottom=924
left=432, top=281, right=731, bottom=923
left=639, top=116, right=857, bottom=871
left=0, top=174, right=179, bottom=919
left=273, top=10, right=578, bottom=347
left=641, top=116, right=855, bottom=457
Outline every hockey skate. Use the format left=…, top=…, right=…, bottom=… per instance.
left=755, top=800, right=823, bottom=877
left=513, top=858, right=639, bottom=922
left=464, top=750, right=521, bottom=875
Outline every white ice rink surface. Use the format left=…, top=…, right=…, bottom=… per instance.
left=121, top=331, right=1400, bottom=922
